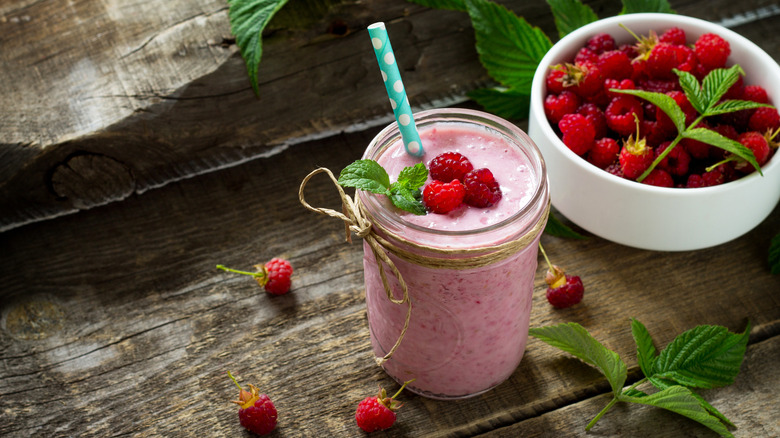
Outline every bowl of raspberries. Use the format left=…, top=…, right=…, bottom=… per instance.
left=528, top=13, right=780, bottom=251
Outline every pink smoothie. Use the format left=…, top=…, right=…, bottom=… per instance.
left=359, top=110, right=548, bottom=399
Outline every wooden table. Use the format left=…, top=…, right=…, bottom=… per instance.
left=2, top=1, right=779, bottom=437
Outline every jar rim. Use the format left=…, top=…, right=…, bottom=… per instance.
left=359, top=108, right=549, bottom=238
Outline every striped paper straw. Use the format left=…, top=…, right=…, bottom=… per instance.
left=367, top=22, right=424, bottom=157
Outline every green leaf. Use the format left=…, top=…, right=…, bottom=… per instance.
left=701, top=65, right=744, bottom=111
left=652, top=323, right=750, bottom=389
left=674, top=69, right=706, bottom=115
left=338, top=159, right=391, bottom=194
left=611, top=89, right=686, bottom=134
left=227, top=0, right=290, bottom=96
left=620, top=0, right=675, bottom=14
left=543, top=210, right=588, bottom=239
left=465, top=0, right=553, bottom=93
left=395, top=162, right=428, bottom=190
left=467, top=87, right=530, bottom=120
left=770, top=233, right=780, bottom=275
left=546, top=0, right=599, bottom=38
left=706, top=99, right=770, bottom=117
left=621, top=386, right=733, bottom=437
left=682, top=128, right=762, bottom=174
left=648, top=377, right=736, bottom=428
left=388, top=186, right=427, bottom=216
left=530, top=322, right=627, bottom=396
left=406, top=0, right=466, bottom=11
left=631, top=318, right=657, bottom=378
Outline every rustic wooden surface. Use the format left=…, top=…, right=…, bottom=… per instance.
left=2, top=0, right=780, bottom=437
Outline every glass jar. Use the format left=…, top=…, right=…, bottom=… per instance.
left=358, top=108, right=549, bottom=399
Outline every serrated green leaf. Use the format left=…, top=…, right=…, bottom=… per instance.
left=621, top=386, right=733, bottom=437
left=701, top=65, right=744, bottom=111
left=465, top=0, right=553, bottom=92
left=653, top=323, right=750, bottom=389
left=406, top=0, right=466, bottom=11
left=620, top=0, right=675, bottom=14
left=530, top=322, right=627, bottom=396
left=227, top=0, right=290, bottom=96
left=611, top=89, right=686, bottom=134
left=388, top=187, right=427, bottom=215
left=546, top=0, right=599, bottom=38
left=682, top=128, right=762, bottom=174
left=770, top=233, right=780, bottom=275
left=338, top=159, right=391, bottom=194
left=648, top=377, right=736, bottom=427
left=706, top=99, right=770, bottom=116
left=543, top=210, right=588, bottom=239
left=631, top=318, right=657, bottom=378
left=395, top=162, right=428, bottom=190
left=674, top=69, right=706, bottom=114
left=467, top=87, right=530, bottom=120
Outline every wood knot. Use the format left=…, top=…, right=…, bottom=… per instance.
left=49, top=153, right=136, bottom=210
left=2, top=296, right=65, bottom=340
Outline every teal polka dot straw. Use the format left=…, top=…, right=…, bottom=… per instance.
left=368, top=22, right=424, bottom=157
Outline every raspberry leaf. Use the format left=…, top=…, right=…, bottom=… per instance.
left=620, top=386, right=733, bottom=438
left=770, top=233, right=780, bottom=275
left=701, top=65, right=744, bottom=111
left=406, top=0, right=466, bottom=11
left=681, top=128, right=762, bottom=175
left=466, top=87, right=530, bottom=120
left=651, top=323, right=750, bottom=389
left=339, top=160, right=392, bottom=194
left=465, top=0, right=553, bottom=92
left=630, top=318, right=657, bottom=378
left=546, top=0, right=598, bottom=38
left=611, top=88, right=686, bottom=133
left=674, top=69, right=707, bottom=115
left=620, top=0, right=675, bottom=14
left=705, top=99, right=771, bottom=117
left=646, top=376, right=736, bottom=428
left=543, top=210, right=588, bottom=239
left=530, top=322, right=627, bottom=397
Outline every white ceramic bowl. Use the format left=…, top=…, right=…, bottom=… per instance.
left=528, top=13, right=780, bottom=251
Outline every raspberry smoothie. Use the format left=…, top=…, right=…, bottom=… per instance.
left=359, top=109, right=549, bottom=399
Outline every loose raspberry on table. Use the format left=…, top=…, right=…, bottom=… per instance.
left=558, top=113, right=596, bottom=156
left=355, top=382, right=411, bottom=433
left=423, top=179, right=465, bottom=214
left=463, top=168, right=502, bottom=208
left=544, top=90, right=580, bottom=124
left=228, top=372, right=278, bottom=436
left=694, top=33, right=730, bottom=73
left=263, top=258, right=293, bottom=295
left=545, top=268, right=584, bottom=309
left=641, top=168, right=674, bottom=187
left=748, top=107, right=780, bottom=133
left=588, top=137, right=620, bottom=169
left=428, top=152, right=474, bottom=183
left=605, top=95, right=644, bottom=137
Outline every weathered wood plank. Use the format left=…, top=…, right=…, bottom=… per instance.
left=1, top=109, right=778, bottom=436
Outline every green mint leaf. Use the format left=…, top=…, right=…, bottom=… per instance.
left=467, top=87, right=530, bottom=120
left=621, top=386, right=733, bottom=437
left=631, top=318, right=657, bottom=378
left=652, top=322, right=750, bottom=389
left=770, top=233, right=780, bottom=274
left=611, top=89, right=686, bottom=134
left=227, top=0, right=290, bottom=96
left=674, top=69, right=707, bottom=114
left=546, top=0, right=599, bottom=38
left=395, top=162, right=428, bottom=191
left=620, top=0, right=675, bottom=14
left=388, top=186, right=427, bottom=216
left=465, top=0, right=553, bottom=93
left=530, top=322, right=627, bottom=396
left=338, top=160, right=391, bottom=194
left=701, top=65, right=744, bottom=111
left=705, top=99, right=771, bottom=116
left=543, top=210, right=588, bottom=239
left=682, top=128, right=762, bottom=175
left=406, top=0, right=466, bottom=11
left=647, top=377, right=736, bottom=428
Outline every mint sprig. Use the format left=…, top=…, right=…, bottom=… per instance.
left=530, top=319, right=750, bottom=437
left=612, top=65, right=771, bottom=182
left=338, top=159, right=428, bottom=215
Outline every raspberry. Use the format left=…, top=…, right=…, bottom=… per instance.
left=228, top=372, right=277, bottom=436
left=544, top=265, right=584, bottom=309
left=586, top=33, right=616, bottom=54
left=558, top=113, right=596, bottom=156
left=604, top=78, right=635, bottom=99
left=686, top=174, right=705, bottom=188
left=263, top=258, right=293, bottom=295
left=605, top=95, right=644, bottom=137
left=422, top=179, right=465, bottom=214
left=657, top=91, right=695, bottom=131
left=694, top=33, right=730, bottom=73
left=544, top=90, right=580, bottom=124
left=646, top=42, right=687, bottom=80
left=702, top=167, right=727, bottom=186
left=605, top=162, right=624, bottom=178
left=722, top=75, right=744, bottom=100
left=655, top=141, right=691, bottom=176
left=641, top=168, right=674, bottom=187
left=546, top=68, right=566, bottom=95
left=638, top=78, right=681, bottom=94
left=428, top=152, right=474, bottom=183
left=619, top=134, right=654, bottom=180
left=574, top=47, right=598, bottom=64
left=742, top=85, right=769, bottom=104
left=748, top=107, right=780, bottom=133
left=556, top=61, right=603, bottom=98
left=659, top=27, right=686, bottom=45
left=735, top=131, right=771, bottom=173
left=355, top=382, right=410, bottom=432
left=588, top=137, right=619, bottom=169
left=577, top=103, right=607, bottom=138
left=597, top=50, right=632, bottom=80
left=462, top=168, right=502, bottom=208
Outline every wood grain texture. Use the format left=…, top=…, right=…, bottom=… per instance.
left=1, top=107, right=778, bottom=436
